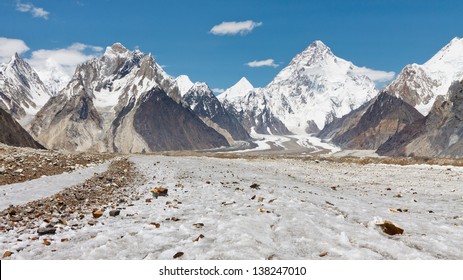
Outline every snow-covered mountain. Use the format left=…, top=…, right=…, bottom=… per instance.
left=0, top=53, right=50, bottom=125
left=217, top=77, right=254, bottom=101
left=175, top=75, right=194, bottom=96
left=29, top=43, right=228, bottom=152
left=386, top=37, right=463, bottom=115
left=182, top=82, right=250, bottom=143
left=220, top=41, right=378, bottom=135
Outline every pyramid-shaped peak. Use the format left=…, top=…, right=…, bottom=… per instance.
left=236, top=77, right=254, bottom=88
left=175, top=75, right=195, bottom=96
left=310, top=40, right=330, bottom=50
left=109, top=42, right=129, bottom=53
left=289, top=40, right=336, bottom=67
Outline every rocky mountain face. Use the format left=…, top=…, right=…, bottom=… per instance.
left=378, top=80, right=463, bottom=157
left=219, top=41, right=378, bottom=135
left=29, top=43, right=228, bottom=152
left=182, top=82, right=250, bottom=143
left=0, top=54, right=51, bottom=125
left=319, top=91, right=423, bottom=149
left=0, top=107, right=44, bottom=149
left=386, top=37, right=463, bottom=115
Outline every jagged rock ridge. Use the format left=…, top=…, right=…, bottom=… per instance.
left=0, top=54, right=50, bottom=125
left=319, top=91, right=423, bottom=150
left=378, top=80, right=463, bottom=157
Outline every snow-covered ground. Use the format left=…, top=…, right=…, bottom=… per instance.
left=1, top=155, right=462, bottom=260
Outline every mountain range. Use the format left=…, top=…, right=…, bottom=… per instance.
left=1, top=37, right=463, bottom=157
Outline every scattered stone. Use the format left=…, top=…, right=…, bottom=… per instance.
left=325, top=201, right=334, bottom=206
left=386, top=188, right=392, bottom=191
left=193, top=234, right=205, bottom=242
left=7, top=206, right=16, bottom=216
left=319, top=251, right=328, bottom=257
left=268, top=199, right=277, bottom=203
left=393, top=193, right=403, bottom=198
left=3, top=251, right=13, bottom=258
left=257, top=197, right=265, bottom=203
left=109, top=210, right=120, bottom=217
left=151, top=187, right=168, bottom=198
left=151, top=222, right=161, bottom=228
left=43, top=239, right=51, bottom=246
left=259, top=207, right=265, bottom=213
left=250, top=183, right=260, bottom=190
left=221, top=201, right=235, bottom=206
left=88, top=220, right=97, bottom=226
left=92, top=209, right=104, bottom=218
left=61, top=238, right=69, bottom=242
left=173, top=252, right=184, bottom=259
left=331, top=185, right=338, bottom=191
left=429, top=210, right=434, bottom=214
left=193, top=223, right=204, bottom=228
left=145, top=198, right=152, bottom=203
left=37, top=225, right=57, bottom=235
left=377, top=220, right=404, bottom=235
left=251, top=195, right=256, bottom=200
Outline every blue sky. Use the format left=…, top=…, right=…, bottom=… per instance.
left=1, top=0, right=462, bottom=92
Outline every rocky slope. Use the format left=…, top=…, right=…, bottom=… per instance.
left=319, top=92, right=423, bottom=149
left=29, top=43, right=228, bottom=152
left=0, top=54, right=51, bottom=125
left=0, top=107, right=44, bottom=150
left=220, top=41, right=378, bottom=135
left=182, top=82, right=250, bottom=143
left=378, top=80, right=463, bottom=157
left=386, top=37, right=463, bottom=115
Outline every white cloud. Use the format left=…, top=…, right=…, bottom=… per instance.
left=210, top=20, right=262, bottom=36
left=351, top=67, right=396, bottom=83
left=0, top=37, right=30, bottom=63
left=16, top=1, right=50, bottom=19
left=245, top=59, right=279, bottom=68
left=212, top=88, right=225, bottom=94
left=27, top=43, right=103, bottom=80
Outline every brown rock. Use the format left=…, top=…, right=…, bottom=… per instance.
left=193, top=223, right=204, bottom=228
left=150, top=222, right=161, bottom=228
left=145, top=198, right=152, bottom=203
left=319, top=251, right=328, bottom=257
left=3, top=251, right=13, bottom=258
left=250, top=183, right=260, bottom=189
left=92, top=209, right=104, bottom=218
left=151, top=187, right=168, bottom=198
left=43, top=239, right=51, bottom=246
left=173, top=252, right=184, bottom=259
left=193, top=234, right=205, bottom=242
left=378, top=220, right=404, bottom=235
left=61, top=238, right=69, bottom=242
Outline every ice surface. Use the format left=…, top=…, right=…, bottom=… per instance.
left=2, top=156, right=462, bottom=260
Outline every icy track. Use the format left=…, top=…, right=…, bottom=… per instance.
left=0, top=162, right=110, bottom=211
left=2, top=155, right=463, bottom=259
